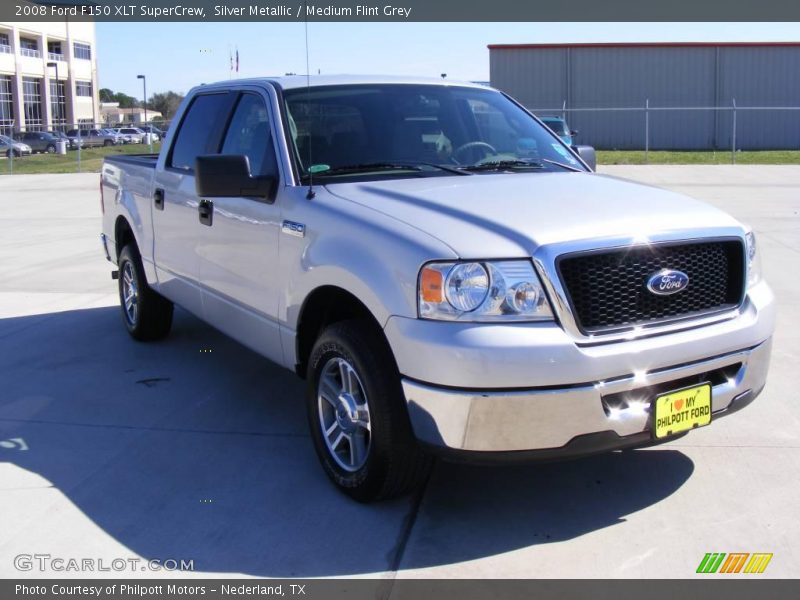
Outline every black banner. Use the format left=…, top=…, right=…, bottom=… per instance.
left=6, top=0, right=800, bottom=22
left=5, top=580, right=800, bottom=600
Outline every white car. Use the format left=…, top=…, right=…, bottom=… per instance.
left=116, top=127, right=146, bottom=144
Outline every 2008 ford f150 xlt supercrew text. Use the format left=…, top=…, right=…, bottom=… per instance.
left=100, top=76, right=774, bottom=501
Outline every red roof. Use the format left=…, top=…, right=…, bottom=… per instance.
left=488, top=42, right=800, bottom=50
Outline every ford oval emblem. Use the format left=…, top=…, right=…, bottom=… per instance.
left=646, top=269, right=690, bottom=296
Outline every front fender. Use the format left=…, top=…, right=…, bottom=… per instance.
left=277, top=186, right=456, bottom=367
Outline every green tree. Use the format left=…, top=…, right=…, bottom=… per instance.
left=114, top=93, right=139, bottom=108
left=98, top=87, right=139, bottom=108
left=147, top=91, right=184, bottom=120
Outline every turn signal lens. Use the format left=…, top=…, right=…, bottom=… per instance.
left=420, top=267, right=444, bottom=303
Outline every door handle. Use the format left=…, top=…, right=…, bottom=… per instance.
left=153, top=188, right=165, bottom=210
left=198, top=199, right=214, bottom=226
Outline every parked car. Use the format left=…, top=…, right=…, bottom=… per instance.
left=66, top=128, right=118, bottom=147
left=100, top=75, right=774, bottom=502
left=116, top=127, right=147, bottom=143
left=47, top=130, right=83, bottom=150
left=539, top=116, right=577, bottom=146
left=0, top=134, right=32, bottom=157
left=104, top=129, right=129, bottom=144
left=139, top=125, right=163, bottom=141
left=13, top=131, right=61, bottom=153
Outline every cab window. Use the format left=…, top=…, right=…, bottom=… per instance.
left=220, top=93, right=278, bottom=178
left=169, top=93, right=231, bottom=171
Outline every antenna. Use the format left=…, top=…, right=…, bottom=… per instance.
left=304, top=3, right=315, bottom=200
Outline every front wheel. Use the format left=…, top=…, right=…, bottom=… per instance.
left=118, top=244, right=174, bottom=341
left=46, top=144, right=56, bottom=153
left=103, top=139, right=112, bottom=147
left=306, top=319, right=431, bottom=502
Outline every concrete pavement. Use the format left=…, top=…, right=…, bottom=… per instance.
left=0, top=167, right=798, bottom=579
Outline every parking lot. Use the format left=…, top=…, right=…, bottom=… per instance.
left=0, top=165, right=798, bottom=579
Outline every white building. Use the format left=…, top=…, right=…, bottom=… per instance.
left=100, top=103, right=163, bottom=126
left=0, top=19, right=99, bottom=133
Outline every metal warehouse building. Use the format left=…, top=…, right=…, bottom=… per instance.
left=489, top=42, right=800, bottom=150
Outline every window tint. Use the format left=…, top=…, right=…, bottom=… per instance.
left=220, top=94, right=277, bottom=177
left=284, top=85, right=584, bottom=179
left=467, top=99, right=519, bottom=153
left=169, top=93, right=230, bottom=171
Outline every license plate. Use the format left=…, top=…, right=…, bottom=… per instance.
left=654, top=383, right=712, bottom=439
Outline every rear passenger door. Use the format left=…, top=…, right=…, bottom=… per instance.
left=195, top=89, right=285, bottom=364
left=151, top=91, right=235, bottom=317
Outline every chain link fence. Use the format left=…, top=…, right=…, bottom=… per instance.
left=1, top=120, right=172, bottom=174
left=529, top=101, right=800, bottom=163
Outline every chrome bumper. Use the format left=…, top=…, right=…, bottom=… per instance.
left=402, top=338, right=771, bottom=453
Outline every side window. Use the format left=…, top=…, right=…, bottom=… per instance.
left=169, top=93, right=231, bottom=171
left=220, top=93, right=278, bottom=178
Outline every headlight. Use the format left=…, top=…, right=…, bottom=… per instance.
left=745, top=231, right=762, bottom=288
left=419, top=260, right=554, bottom=321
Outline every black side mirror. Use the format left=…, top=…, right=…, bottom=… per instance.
left=195, top=154, right=276, bottom=199
left=572, top=145, right=596, bottom=172
left=570, top=130, right=578, bottom=136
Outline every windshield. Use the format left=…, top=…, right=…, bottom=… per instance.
left=541, top=118, right=568, bottom=135
left=283, top=84, right=584, bottom=180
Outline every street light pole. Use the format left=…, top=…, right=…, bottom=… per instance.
left=137, top=74, right=151, bottom=151
left=137, top=74, right=147, bottom=124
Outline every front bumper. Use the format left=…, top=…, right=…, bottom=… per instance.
left=388, top=281, right=774, bottom=455
left=402, top=339, right=770, bottom=455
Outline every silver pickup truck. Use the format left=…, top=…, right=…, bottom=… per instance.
left=100, top=75, right=774, bottom=502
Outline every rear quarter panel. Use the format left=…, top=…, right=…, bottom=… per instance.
left=101, top=158, right=157, bottom=283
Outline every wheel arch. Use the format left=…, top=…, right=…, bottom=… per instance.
left=295, top=285, right=394, bottom=379
left=114, top=215, right=137, bottom=259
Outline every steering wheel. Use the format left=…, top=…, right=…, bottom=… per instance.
left=453, top=141, right=497, bottom=163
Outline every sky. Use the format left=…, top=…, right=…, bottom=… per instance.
left=96, top=22, right=800, bottom=99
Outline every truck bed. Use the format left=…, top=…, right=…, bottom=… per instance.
left=103, top=153, right=159, bottom=168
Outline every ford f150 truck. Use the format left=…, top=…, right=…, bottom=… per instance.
left=100, top=75, right=774, bottom=502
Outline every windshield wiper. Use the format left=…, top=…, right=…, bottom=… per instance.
left=402, top=161, right=472, bottom=175
left=303, top=161, right=472, bottom=178
left=460, top=159, right=547, bottom=172
left=541, top=158, right=584, bottom=172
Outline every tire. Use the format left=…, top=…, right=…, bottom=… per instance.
left=118, top=244, right=174, bottom=341
left=103, top=139, right=112, bottom=147
left=306, top=319, right=431, bottom=502
left=7, top=149, right=19, bottom=158
left=46, top=144, right=56, bottom=153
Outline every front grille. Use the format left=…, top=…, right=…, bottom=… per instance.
left=557, top=239, right=745, bottom=334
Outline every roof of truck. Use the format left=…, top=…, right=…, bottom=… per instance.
left=198, top=74, right=493, bottom=92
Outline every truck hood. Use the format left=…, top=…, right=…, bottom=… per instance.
left=325, top=172, right=743, bottom=257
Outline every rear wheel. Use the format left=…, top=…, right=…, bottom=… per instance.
left=118, top=244, right=173, bottom=341
left=45, top=144, right=56, bottom=153
left=306, top=319, right=431, bottom=502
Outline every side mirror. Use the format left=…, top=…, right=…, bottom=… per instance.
left=570, top=130, right=578, bottom=136
left=195, top=154, right=276, bottom=199
left=572, top=145, right=596, bottom=172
